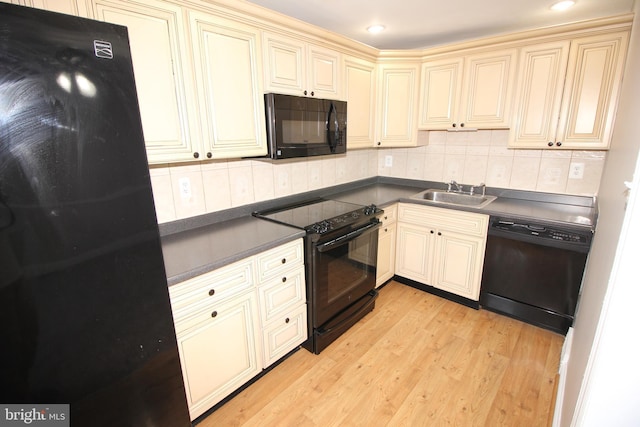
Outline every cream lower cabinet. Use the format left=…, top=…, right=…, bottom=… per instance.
left=169, top=238, right=306, bottom=420
left=418, top=48, right=517, bottom=130
left=255, top=240, right=307, bottom=368
left=510, top=31, right=629, bottom=149
left=395, top=203, right=488, bottom=301
left=376, top=204, right=397, bottom=287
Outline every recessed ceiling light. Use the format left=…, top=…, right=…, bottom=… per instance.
left=551, top=0, right=576, bottom=11
left=367, top=25, right=385, bottom=34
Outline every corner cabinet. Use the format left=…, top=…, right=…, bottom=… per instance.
left=510, top=31, right=629, bottom=149
left=395, top=203, right=488, bottom=301
left=344, top=55, right=377, bottom=149
left=169, top=239, right=306, bottom=420
left=92, top=0, right=200, bottom=163
left=187, top=10, right=267, bottom=159
left=376, top=62, right=423, bottom=147
left=262, top=32, right=342, bottom=99
left=418, top=48, right=517, bottom=130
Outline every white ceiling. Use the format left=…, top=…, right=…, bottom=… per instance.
left=245, top=0, right=635, bottom=49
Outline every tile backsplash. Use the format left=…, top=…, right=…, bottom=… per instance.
left=150, top=130, right=605, bottom=224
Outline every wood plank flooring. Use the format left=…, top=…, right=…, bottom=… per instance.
left=197, top=281, right=564, bottom=426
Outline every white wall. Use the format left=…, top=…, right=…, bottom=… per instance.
left=150, top=129, right=606, bottom=224
left=559, top=1, right=640, bottom=424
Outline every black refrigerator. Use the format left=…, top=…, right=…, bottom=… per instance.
left=0, top=4, right=191, bottom=426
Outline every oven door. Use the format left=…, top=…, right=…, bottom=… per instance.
left=311, top=220, right=380, bottom=327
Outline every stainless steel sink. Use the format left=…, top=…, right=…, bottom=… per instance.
left=411, top=189, right=497, bottom=208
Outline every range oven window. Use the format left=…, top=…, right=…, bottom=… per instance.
left=312, top=224, right=378, bottom=327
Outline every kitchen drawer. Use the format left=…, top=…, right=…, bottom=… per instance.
left=398, top=203, right=488, bottom=237
left=257, top=264, right=306, bottom=325
left=169, top=257, right=254, bottom=321
left=255, top=239, right=304, bottom=282
left=261, top=304, right=307, bottom=367
left=378, top=203, right=397, bottom=227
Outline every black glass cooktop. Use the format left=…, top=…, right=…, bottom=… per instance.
left=255, top=199, right=379, bottom=233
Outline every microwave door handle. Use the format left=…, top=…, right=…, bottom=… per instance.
left=327, top=101, right=339, bottom=152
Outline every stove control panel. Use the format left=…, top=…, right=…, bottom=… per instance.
left=308, top=204, right=381, bottom=234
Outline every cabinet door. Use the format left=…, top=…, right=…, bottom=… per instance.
left=459, top=48, right=517, bottom=129
left=25, top=0, right=91, bottom=16
left=188, top=11, right=267, bottom=159
left=556, top=31, right=629, bottom=149
left=509, top=41, right=570, bottom=148
left=176, top=291, right=262, bottom=420
left=344, top=55, right=377, bottom=148
left=432, top=231, right=485, bottom=301
left=376, top=222, right=396, bottom=287
left=395, top=222, right=434, bottom=283
left=307, top=43, right=341, bottom=99
left=262, top=32, right=306, bottom=95
left=262, top=304, right=307, bottom=367
left=93, top=0, right=197, bottom=163
left=377, top=63, right=420, bottom=146
left=418, top=57, right=464, bottom=130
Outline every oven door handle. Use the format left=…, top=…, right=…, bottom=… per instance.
left=316, top=290, right=379, bottom=336
left=315, top=220, right=380, bottom=253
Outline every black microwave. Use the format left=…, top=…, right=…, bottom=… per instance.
left=264, top=93, right=347, bottom=159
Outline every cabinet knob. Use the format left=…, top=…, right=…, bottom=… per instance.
left=377, top=141, right=381, bottom=146
left=211, top=311, right=218, bottom=318
left=193, top=152, right=200, bottom=159
left=208, top=289, right=215, bottom=296
left=304, top=90, right=307, bottom=95
left=556, top=141, right=562, bottom=147
left=430, top=230, right=434, bottom=234
left=438, top=232, right=442, bottom=236
left=384, top=215, right=388, bottom=220
left=285, top=318, right=290, bottom=324
left=384, top=228, right=388, bottom=232
left=206, top=152, right=212, bottom=158
left=452, top=123, right=456, bottom=128
left=282, top=276, right=287, bottom=283
left=310, top=91, right=314, bottom=96
left=281, top=258, right=286, bottom=264
left=548, top=142, right=554, bottom=147
left=460, top=123, right=465, bottom=128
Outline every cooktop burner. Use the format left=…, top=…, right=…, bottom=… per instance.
left=255, top=199, right=379, bottom=234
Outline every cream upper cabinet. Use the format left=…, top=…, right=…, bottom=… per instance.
left=343, top=55, right=377, bottom=149
left=24, top=0, right=91, bottom=16
left=376, top=62, right=423, bottom=147
left=263, top=32, right=341, bottom=99
left=395, top=203, right=488, bottom=301
left=419, top=48, right=517, bottom=130
left=510, top=31, right=629, bottom=149
left=187, top=10, right=267, bottom=159
left=93, top=0, right=198, bottom=164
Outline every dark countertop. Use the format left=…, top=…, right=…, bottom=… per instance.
left=160, top=177, right=597, bottom=286
left=161, top=216, right=305, bottom=286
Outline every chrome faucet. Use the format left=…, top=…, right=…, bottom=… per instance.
left=448, top=180, right=463, bottom=193
left=470, top=183, right=486, bottom=196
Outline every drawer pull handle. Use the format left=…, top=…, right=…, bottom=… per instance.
left=285, top=318, right=290, bottom=324
left=208, top=289, right=215, bottom=296
left=211, top=311, right=218, bottom=318
left=281, top=258, right=286, bottom=264
left=282, top=277, right=287, bottom=283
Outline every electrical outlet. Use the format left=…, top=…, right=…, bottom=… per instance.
left=178, top=177, right=192, bottom=199
left=569, top=162, right=585, bottom=180
left=385, top=155, right=393, bottom=168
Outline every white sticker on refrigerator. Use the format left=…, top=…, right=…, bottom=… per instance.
left=94, top=40, right=113, bottom=59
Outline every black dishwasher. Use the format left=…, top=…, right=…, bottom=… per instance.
left=480, top=217, right=593, bottom=334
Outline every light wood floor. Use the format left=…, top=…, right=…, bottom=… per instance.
left=198, top=281, right=564, bottom=426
